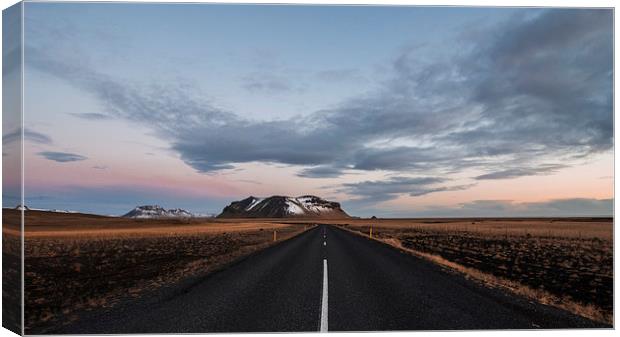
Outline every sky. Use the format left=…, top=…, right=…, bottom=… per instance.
left=2, top=3, right=614, bottom=217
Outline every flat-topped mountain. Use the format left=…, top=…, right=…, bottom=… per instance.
left=217, top=195, right=350, bottom=218
left=123, top=205, right=194, bottom=219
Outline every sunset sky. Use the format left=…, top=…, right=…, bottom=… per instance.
left=3, top=3, right=613, bottom=217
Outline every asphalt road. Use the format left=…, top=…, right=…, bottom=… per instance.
left=56, top=225, right=607, bottom=333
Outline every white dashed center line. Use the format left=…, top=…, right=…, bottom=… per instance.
left=320, top=258, right=328, bottom=332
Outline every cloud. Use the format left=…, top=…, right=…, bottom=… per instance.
left=25, top=9, right=612, bottom=197
left=70, top=112, right=113, bottom=120
left=234, top=179, right=262, bottom=185
left=415, top=198, right=612, bottom=217
left=3, top=128, right=52, bottom=144
left=92, top=165, right=108, bottom=170
left=350, top=147, right=457, bottom=172
left=475, top=164, right=567, bottom=180
left=339, top=176, right=474, bottom=204
left=242, top=73, right=294, bottom=93
left=316, top=68, right=365, bottom=83
left=38, top=151, right=87, bottom=162
left=522, top=198, right=612, bottom=215
left=454, top=9, right=613, bottom=158
left=297, top=166, right=344, bottom=178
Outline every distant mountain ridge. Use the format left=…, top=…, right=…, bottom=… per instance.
left=217, top=195, right=350, bottom=218
left=123, top=205, right=213, bottom=219
left=13, top=205, right=79, bottom=214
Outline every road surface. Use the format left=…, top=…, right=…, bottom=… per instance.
left=55, top=225, right=607, bottom=333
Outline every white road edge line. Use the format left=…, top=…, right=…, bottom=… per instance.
left=320, top=259, right=328, bottom=332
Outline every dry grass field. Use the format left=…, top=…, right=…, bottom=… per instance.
left=330, top=218, right=613, bottom=324
left=5, top=211, right=613, bottom=330
left=2, top=210, right=309, bottom=333
left=2, top=210, right=22, bottom=334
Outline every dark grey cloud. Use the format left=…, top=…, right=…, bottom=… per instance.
left=298, top=166, right=344, bottom=178
left=26, top=9, right=612, bottom=204
left=339, top=176, right=474, bottom=204
left=38, top=151, right=87, bottom=162
left=351, top=147, right=458, bottom=172
left=453, top=9, right=613, bottom=159
left=475, top=164, right=566, bottom=180
left=92, top=165, right=108, bottom=170
left=70, top=112, right=113, bottom=120
left=3, top=128, right=52, bottom=145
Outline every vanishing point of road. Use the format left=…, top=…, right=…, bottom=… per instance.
left=57, top=225, right=607, bottom=333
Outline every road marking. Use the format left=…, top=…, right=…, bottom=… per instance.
left=323, top=241, right=326, bottom=246
left=320, top=259, right=328, bottom=332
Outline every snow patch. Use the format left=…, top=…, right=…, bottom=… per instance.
left=293, top=196, right=337, bottom=214
left=285, top=199, right=305, bottom=215
left=246, top=197, right=263, bottom=210
left=14, top=205, right=78, bottom=213
left=123, top=205, right=197, bottom=218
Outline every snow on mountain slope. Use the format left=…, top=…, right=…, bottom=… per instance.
left=247, top=197, right=263, bottom=210
left=285, top=199, right=305, bottom=215
left=13, top=205, right=79, bottom=213
left=217, top=195, right=350, bottom=218
left=9, top=204, right=215, bottom=218
left=123, top=205, right=206, bottom=219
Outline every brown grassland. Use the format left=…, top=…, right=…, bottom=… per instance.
left=3, top=209, right=309, bottom=333
left=320, top=218, right=613, bottom=324
left=2, top=210, right=21, bottom=334
left=4, top=211, right=613, bottom=331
